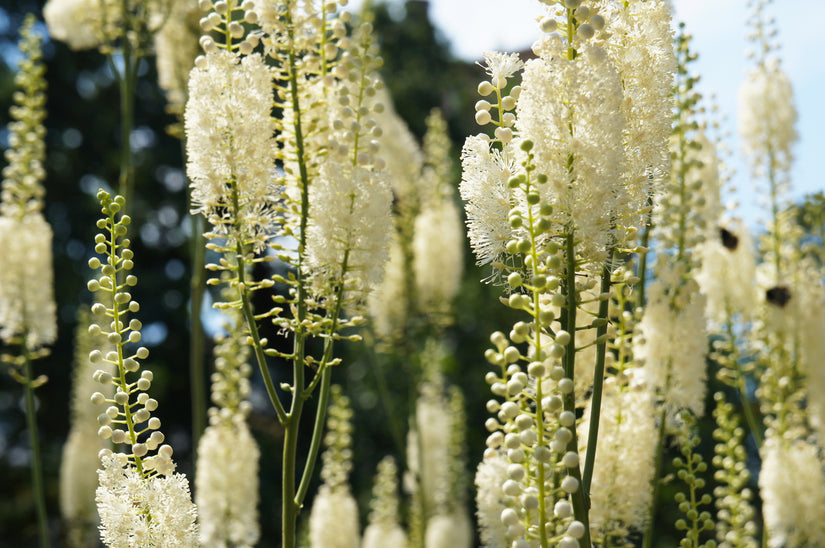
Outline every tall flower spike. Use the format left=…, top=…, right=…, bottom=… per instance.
left=309, top=386, right=360, bottom=548
left=363, top=457, right=408, bottom=548
left=579, top=378, right=658, bottom=544
left=186, top=48, right=278, bottom=254
left=0, top=15, right=56, bottom=350
left=414, top=110, right=464, bottom=322
left=303, top=21, right=393, bottom=307
left=154, top=0, right=202, bottom=126
left=595, top=0, right=676, bottom=238
left=759, top=433, right=825, bottom=547
left=86, top=190, right=198, bottom=545
left=60, top=310, right=114, bottom=547
left=196, top=282, right=260, bottom=547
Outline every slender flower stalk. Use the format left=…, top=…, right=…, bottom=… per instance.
left=195, top=281, right=259, bottom=547
left=60, top=310, right=113, bottom=547
left=308, top=386, right=360, bottom=548
left=0, top=17, right=55, bottom=547
left=86, top=191, right=198, bottom=545
left=363, top=457, right=408, bottom=548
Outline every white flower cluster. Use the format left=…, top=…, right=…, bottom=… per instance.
left=696, top=222, right=757, bottom=326
left=597, top=0, right=675, bottom=228
left=309, top=386, right=360, bottom=547
left=154, top=0, right=202, bottom=118
left=580, top=379, right=658, bottom=539
left=96, top=451, right=199, bottom=547
left=60, top=311, right=113, bottom=545
left=0, top=18, right=56, bottom=350
left=196, top=293, right=259, bottom=547
left=759, top=435, right=825, bottom=547
left=186, top=49, right=277, bottom=252
left=635, top=271, right=708, bottom=418
left=196, top=421, right=260, bottom=547
left=518, top=39, right=626, bottom=265
left=0, top=214, right=56, bottom=348
left=303, top=22, right=393, bottom=305
left=363, top=457, right=408, bottom=548
left=44, top=0, right=169, bottom=52
left=738, top=63, right=797, bottom=177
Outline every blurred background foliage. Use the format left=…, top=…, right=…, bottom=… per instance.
left=1, top=0, right=821, bottom=546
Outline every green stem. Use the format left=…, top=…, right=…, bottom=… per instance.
left=186, top=135, right=208, bottom=457
left=642, top=406, right=668, bottom=548
left=23, top=355, right=49, bottom=548
left=524, top=172, right=549, bottom=548
left=281, top=7, right=313, bottom=545
left=294, top=365, right=332, bottom=507
left=561, top=231, right=591, bottom=547
left=637, top=200, right=653, bottom=309
left=295, top=248, right=349, bottom=507
left=582, top=256, right=613, bottom=493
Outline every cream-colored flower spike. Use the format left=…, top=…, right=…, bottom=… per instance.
left=87, top=191, right=198, bottom=545
left=186, top=49, right=277, bottom=253
left=0, top=15, right=56, bottom=350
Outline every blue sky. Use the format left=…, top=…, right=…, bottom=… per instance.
left=354, top=0, right=825, bottom=227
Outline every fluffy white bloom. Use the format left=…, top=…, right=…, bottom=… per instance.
left=475, top=452, right=509, bottom=548
left=425, top=510, right=473, bottom=548
left=411, top=375, right=458, bottom=516
left=598, top=0, right=675, bottom=226
left=60, top=428, right=107, bottom=544
left=96, top=453, right=199, bottom=547
left=195, top=422, right=260, bottom=548
left=580, top=379, right=658, bottom=536
left=185, top=50, right=277, bottom=251
left=481, top=51, right=523, bottom=85
left=738, top=62, right=797, bottom=173
left=635, top=272, right=708, bottom=417
left=517, top=38, right=627, bottom=265
left=154, top=0, right=201, bottom=117
left=363, top=456, right=407, bottom=548
left=696, top=222, right=757, bottom=325
left=372, top=86, right=424, bottom=206
left=363, top=523, right=407, bottom=548
left=413, top=198, right=464, bottom=311
left=0, top=214, right=56, bottom=348
left=460, top=135, right=518, bottom=267
left=60, top=312, right=113, bottom=545
left=305, top=161, right=393, bottom=303
left=43, top=0, right=103, bottom=50
left=309, top=485, right=360, bottom=548
left=759, top=435, right=825, bottom=547
left=367, top=233, right=406, bottom=338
